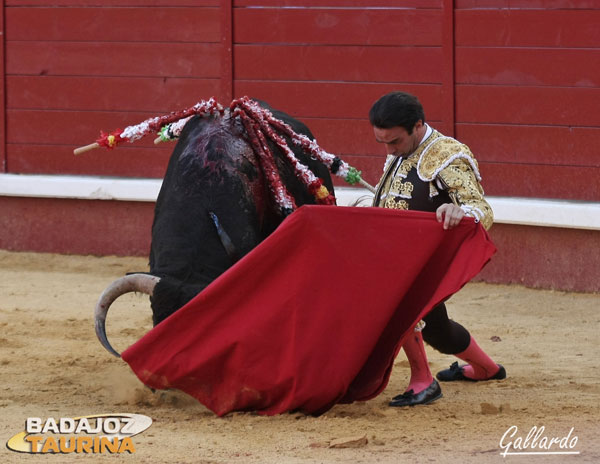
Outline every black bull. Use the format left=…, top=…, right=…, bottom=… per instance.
left=94, top=101, right=334, bottom=356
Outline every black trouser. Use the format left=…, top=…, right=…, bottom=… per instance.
left=421, top=303, right=471, bottom=355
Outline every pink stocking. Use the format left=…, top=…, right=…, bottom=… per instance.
left=456, top=337, right=501, bottom=380
left=402, top=329, right=433, bottom=393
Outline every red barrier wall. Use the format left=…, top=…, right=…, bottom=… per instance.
left=232, top=0, right=452, bottom=187
left=1, top=1, right=599, bottom=291
left=0, top=196, right=155, bottom=256
left=3, top=1, right=222, bottom=177
left=454, top=3, right=600, bottom=201
left=3, top=1, right=599, bottom=199
left=477, top=223, right=600, bottom=293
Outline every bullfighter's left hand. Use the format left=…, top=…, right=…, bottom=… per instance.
left=436, top=203, right=465, bottom=230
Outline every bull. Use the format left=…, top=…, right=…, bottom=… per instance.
left=94, top=99, right=334, bottom=357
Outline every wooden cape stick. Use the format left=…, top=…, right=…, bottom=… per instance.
left=73, top=143, right=100, bottom=156
left=357, top=178, right=376, bottom=193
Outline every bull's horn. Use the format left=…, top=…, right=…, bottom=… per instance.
left=94, top=273, right=161, bottom=357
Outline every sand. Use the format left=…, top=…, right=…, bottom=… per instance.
left=1, top=249, right=599, bottom=463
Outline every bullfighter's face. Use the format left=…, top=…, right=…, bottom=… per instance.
left=373, top=120, right=425, bottom=158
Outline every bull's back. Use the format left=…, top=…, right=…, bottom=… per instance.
left=150, top=116, right=265, bottom=282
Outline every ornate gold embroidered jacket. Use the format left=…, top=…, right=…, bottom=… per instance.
left=373, top=128, right=493, bottom=230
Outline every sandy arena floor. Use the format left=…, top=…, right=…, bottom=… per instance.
left=1, top=249, right=599, bottom=463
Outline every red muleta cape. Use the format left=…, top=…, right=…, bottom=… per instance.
left=121, top=206, right=496, bottom=415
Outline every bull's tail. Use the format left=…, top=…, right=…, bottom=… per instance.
left=209, top=212, right=240, bottom=263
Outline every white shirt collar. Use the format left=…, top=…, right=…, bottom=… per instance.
left=418, top=123, right=433, bottom=147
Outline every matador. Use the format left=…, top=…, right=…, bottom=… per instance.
left=370, top=91, right=506, bottom=407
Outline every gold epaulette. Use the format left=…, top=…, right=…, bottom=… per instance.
left=416, top=136, right=482, bottom=182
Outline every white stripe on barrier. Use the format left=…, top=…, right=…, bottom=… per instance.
left=1, top=174, right=599, bottom=230
left=0, top=173, right=162, bottom=202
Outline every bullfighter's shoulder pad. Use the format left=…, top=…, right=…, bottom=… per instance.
left=416, top=136, right=481, bottom=182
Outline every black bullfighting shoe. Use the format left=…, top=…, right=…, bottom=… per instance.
left=436, top=361, right=506, bottom=382
left=388, top=380, right=442, bottom=407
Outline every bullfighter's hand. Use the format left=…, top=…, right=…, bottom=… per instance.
left=436, top=203, right=465, bottom=230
